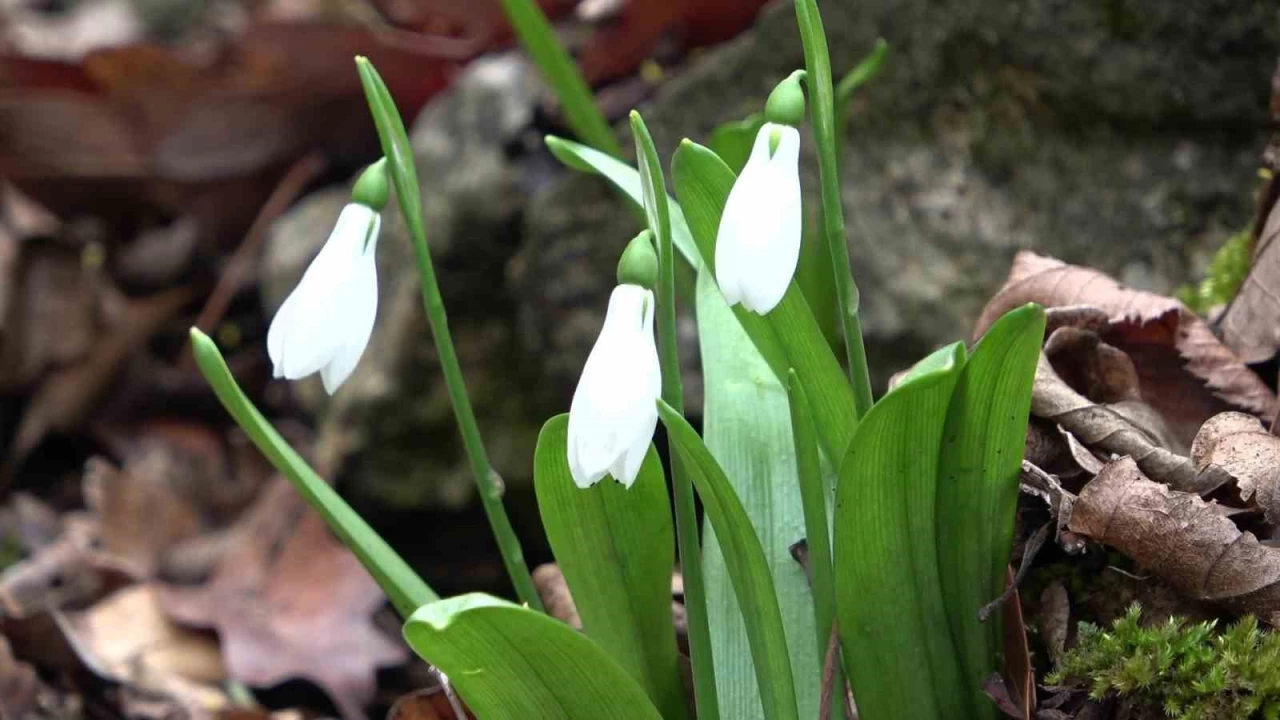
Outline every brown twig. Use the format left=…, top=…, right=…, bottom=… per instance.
left=182, top=152, right=327, bottom=368
left=978, top=521, right=1051, bottom=622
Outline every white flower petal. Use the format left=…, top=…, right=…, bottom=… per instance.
left=713, top=124, right=803, bottom=315
left=715, top=127, right=775, bottom=306
left=266, top=204, right=380, bottom=383
left=319, top=251, right=379, bottom=394
left=566, top=285, right=661, bottom=488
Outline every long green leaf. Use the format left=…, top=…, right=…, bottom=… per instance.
left=670, top=140, right=857, bottom=462
left=936, top=304, right=1045, bottom=719
left=189, top=329, right=437, bottom=618
left=657, top=400, right=799, bottom=720
left=696, top=271, right=818, bottom=720
left=532, top=415, right=686, bottom=720
left=630, top=112, right=719, bottom=720
left=833, top=342, right=970, bottom=720
left=545, top=136, right=703, bottom=269
left=496, top=0, right=621, bottom=157
left=403, top=594, right=662, bottom=720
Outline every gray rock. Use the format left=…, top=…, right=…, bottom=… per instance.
left=532, top=0, right=1279, bottom=387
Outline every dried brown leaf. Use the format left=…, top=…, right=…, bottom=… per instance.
left=158, top=478, right=406, bottom=720
left=1039, top=581, right=1070, bottom=667
left=82, top=454, right=204, bottom=578
left=11, top=284, right=191, bottom=460
left=1031, top=352, right=1218, bottom=494
left=0, top=513, right=134, bottom=617
left=979, top=252, right=1275, bottom=440
left=387, top=687, right=472, bottom=720
left=1068, top=456, right=1280, bottom=625
left=1221, top=198, right=1280, bottom=363
left=59, top=584, right=226, bottom=688
left=1190, top=411, right=1280, bottom=524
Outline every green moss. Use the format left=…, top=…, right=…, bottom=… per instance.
left=1177, top=226, right=1253, bottom=314
left=1047, top=605, right=1280, bottom=719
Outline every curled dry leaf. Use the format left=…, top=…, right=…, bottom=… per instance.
left=1068, top=456, right=1280, bottom=625
left=979, top=251, right=1275, bottom=442
left=1031, top=353, right=1218, bottom=494
left=1191, top=412, right=1280, bottom=525
left=158, top=478, right=406, bottom=720
left=1221, top=194, right=1280, bottom=364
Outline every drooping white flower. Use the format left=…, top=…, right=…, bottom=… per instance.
left=567, top=284, right=662, bottom=488
left=714, top=122, right=802, bottom=315
left=267, top=203, right=381, bottom=394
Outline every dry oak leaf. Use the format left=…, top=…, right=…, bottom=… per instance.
left=978, top=251, right=1275, bottom=440
left=59, top=584, right=226, bottom=690
left=1190, top=411, right=1280, bottom=525
left=1068, top=456, right=1280, bottom=626
left=1031, top=352, right=1218, bottom=494
left=1221, top=192, right=1280, bottom=364
left=158, top=478, right=406, bottom=720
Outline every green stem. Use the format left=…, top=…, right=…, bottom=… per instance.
left=356, top=58, right=543, bottom=612
left=190, top=330, right=438, bottom=618
left=498, top=0, right=622, bottom=158
left=631, top=112, right=720, bottom=720
left=793, top=0, right=874, bottom=418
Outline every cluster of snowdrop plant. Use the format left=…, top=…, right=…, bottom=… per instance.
left=189, top=1, right=1046, bottom=719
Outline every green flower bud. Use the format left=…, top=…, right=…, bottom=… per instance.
left=764, top=70, right=807, bottom=127
left=616, top=230, right=658, bottom=289
left=351, top=158, right=390, bottom=210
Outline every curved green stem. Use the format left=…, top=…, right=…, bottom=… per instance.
left=356, top=57, right=543, bottom=612
left=190, top=330, right=438, bottom=618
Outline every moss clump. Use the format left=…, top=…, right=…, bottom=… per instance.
left=1047, top=605, right=1280, bottom=719
left=1178, top=226, right=1252, bottom=315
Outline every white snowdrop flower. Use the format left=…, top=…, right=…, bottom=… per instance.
left=714, top=121, right=803, bottom=315
left=567, top=283, right=662, bottom=488
left=267, top=202, right=382, bottom=394
left=267, top=158, right=388, bottom=395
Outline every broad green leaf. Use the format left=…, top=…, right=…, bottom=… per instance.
left=532, top=416, right=687, bottom=720
left=657, top=399, right=799, bottom=720
left=784, top=370, right=836, bottom=679
left=670, top=140, right=857, bottom=461
left=496, top=0, right=620, bottom=157
left=834, top=342, right=971, bottom=720
left=936, top=304, right=1046, bottom=719
left=696, top=271, right=818, bottom=720
left=545, top=136, right=702, bottom=269
left=189, top=329, right=437, bottom=618
left=403, top=594, right=662, bottom=720
left=708, top=113, right=764, bottom=174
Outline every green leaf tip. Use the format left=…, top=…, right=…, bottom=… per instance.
left=765, top=69, right=807, bottom=127
left=351, top=158, right=390, bottom=210
left=617, top=230, right=659, bottom=289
